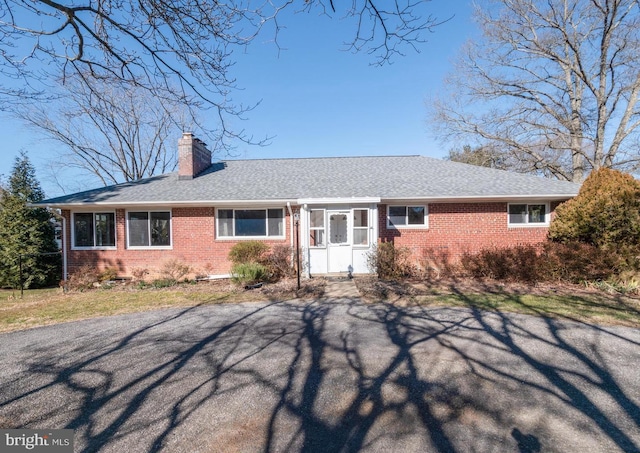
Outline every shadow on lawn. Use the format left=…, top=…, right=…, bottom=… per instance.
left=1, top=293, right=639, bottom=452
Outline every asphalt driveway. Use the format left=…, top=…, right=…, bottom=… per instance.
left=1, top=298, right=639, bottom=452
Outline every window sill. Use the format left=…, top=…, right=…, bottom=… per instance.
left=386, top=225, right=429, bottom=230
left=127, top=246, right=173, bottom=250
left=71, top=247, right=117, bottom=251
left=508, top=223, right=549, bottom=228
left=216, top=236, right=286, bottom=241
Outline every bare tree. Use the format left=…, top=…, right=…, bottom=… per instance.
left=1, top=0, right=441, bottom=149
left=447, top=145, right=511, bottom=170
left=430, top=0, right=640, bottom=182
left=16, top=76, right=181, bottom=187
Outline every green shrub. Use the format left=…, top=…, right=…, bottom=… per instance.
left=231, top=262, right=268, bottom=285
left=228, top=241, right=270, bottom=265
left=151, top=278, right=177, bottom=288
left=549, top=168, right=640, bottom=249
left=366, top=241, right=414, bottom=280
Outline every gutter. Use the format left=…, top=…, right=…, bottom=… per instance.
left=379, top=194, right=578, bottom=203
left=34, top=199, right=299, bottom=209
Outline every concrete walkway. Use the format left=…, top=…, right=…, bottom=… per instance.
left=323, top=276, right=361, bottom=299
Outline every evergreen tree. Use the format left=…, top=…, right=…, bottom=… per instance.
left=0, top=152, right=61, bottom=289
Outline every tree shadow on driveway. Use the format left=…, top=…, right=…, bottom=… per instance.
left=0, top=295, right=639, bottom=452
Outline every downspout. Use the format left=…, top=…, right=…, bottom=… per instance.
left=286, top=202, right=295, bottom=269
left=62, top=214, right=68, bottom=282
left=48, top=208, right=68, bottom=282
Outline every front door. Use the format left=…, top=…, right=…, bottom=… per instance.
left=327, top=211, right=351, bottom=273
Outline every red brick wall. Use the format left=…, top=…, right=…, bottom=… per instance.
left=62, top=207, right=292, bottom=279
left=61, top=201, right=562, bottom=278
left=378, top=202, right=559, bottom=265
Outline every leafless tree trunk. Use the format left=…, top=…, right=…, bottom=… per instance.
left=16, top=77, right=182, bottom=188
left=430, top=0, right=640, bottom=182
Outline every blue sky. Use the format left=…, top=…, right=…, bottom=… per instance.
left=0, top=1, right=475, bottom=197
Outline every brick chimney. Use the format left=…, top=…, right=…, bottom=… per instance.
left=178, top=132, right=212, bottom=180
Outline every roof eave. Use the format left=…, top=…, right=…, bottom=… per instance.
left=37, top=198, right=299, bottom=209
left=380, top=194, right=577, bottom=203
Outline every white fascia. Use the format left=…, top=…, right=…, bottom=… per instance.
left=297, top=197, right=381, bottom=205
left=42, top=199, right=298, bottom=209
left=381, top=194, right=577, bottom=203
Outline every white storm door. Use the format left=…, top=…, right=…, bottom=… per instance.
left=327, top=211, right=351, bottom=273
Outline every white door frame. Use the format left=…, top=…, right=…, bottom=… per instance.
left=299, top=200, right=379, bottom=276
left=327, top=210, right=351, bottom=273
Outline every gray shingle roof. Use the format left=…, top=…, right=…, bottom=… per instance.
left=40, top=155, right=580, bottom=206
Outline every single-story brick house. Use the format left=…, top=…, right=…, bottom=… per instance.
left=39, top=133, right=581, bottom=280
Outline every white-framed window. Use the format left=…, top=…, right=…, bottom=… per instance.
left=309, top=209, right=325, bottom=247
left=217, top=208, right=285, bottom=238
left=353, top=209, right=369, bottom=246
left=387, top=205, right=428, bottom=228
left=72, top=212, right=116, bottom=249
left=508, top=203, right=549, bottom=226
left=127, top=211, right=172, bottom=247
left=329, top=212, right=348, bottom=244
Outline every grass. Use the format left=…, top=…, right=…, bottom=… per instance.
left=355, top=277, right=640, bottom=328
left=418, top=293, right=640, bottom=327
left=0, top=282, right=272, bottom=334
left=3, top=278, right=640, bottom=333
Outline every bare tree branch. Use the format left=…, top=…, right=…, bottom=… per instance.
left=15, top=76, right=185, bottom=189
left=2, top=0, right=441, bottom=149
left=430, top=0, right=640, bottom=182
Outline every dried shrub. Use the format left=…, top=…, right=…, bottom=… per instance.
left=160, top=259, right=191, bottom=281
left=131, top=267, right=149, bottom=281
left=228, top=241, right=269, bottom=265
left=66, top=265, right=99, bottom=291
left=265, top=245, right=293, bottom=280
left=459, top=241, right=633, bottom=285
left=460, top=244, right=541, bottom=283
left=367, top=241, right=414, bottom=280
left=98, top=267, right=118, bottom=282
left=539, top=241, right=623, bottom=283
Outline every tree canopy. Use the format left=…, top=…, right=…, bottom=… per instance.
left=431, top=0, right=640, bottom=182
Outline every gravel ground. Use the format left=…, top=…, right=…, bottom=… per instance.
left=1, top=299, right=639, bottom=452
